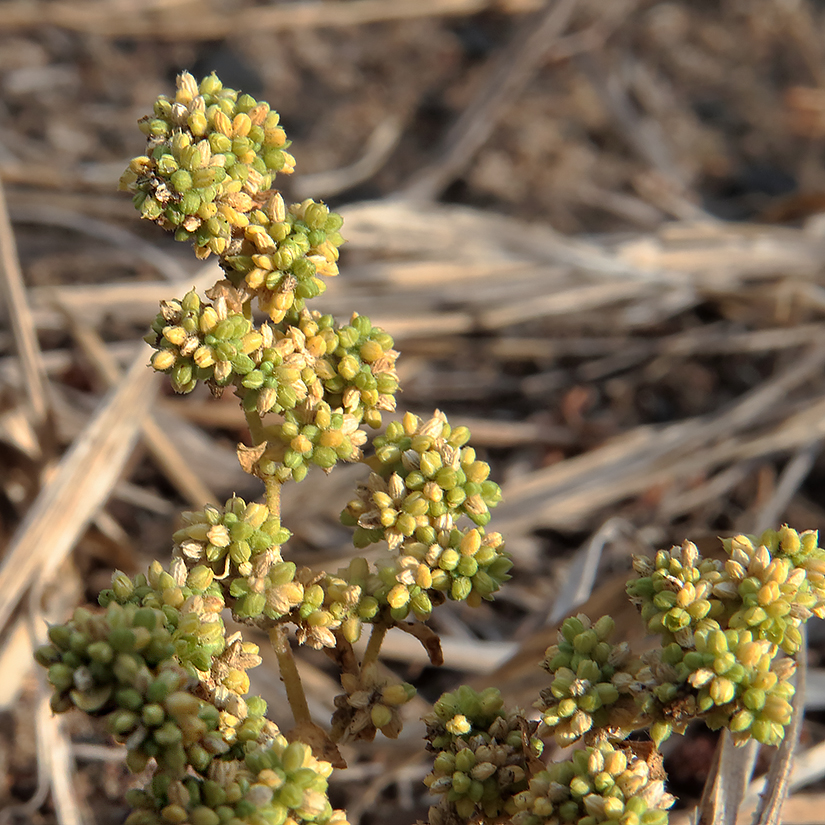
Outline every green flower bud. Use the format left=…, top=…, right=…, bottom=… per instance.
left=451, top=577, right=473, bottom=601
left=709, top=677, right=735, bottom=705
left=370, top=704, right=394, bottom=729
left=651, top=720, right=673, bottom=746
left=235, top=593, right=266, bottom=618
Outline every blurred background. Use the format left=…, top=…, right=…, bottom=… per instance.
left=4, top=0, right=825, bottom=822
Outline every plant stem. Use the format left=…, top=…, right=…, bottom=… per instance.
left=269, top=625, right=312, bottom=726
left=244, top=408, right=267, bottom=445
left=265, top=476, right=281, bottom=519
left=361, top=622, right=388, bottom=670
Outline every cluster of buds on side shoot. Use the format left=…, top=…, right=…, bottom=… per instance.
left=420, top=527, right=822, bottom=825
left=536, top=614, right=642, bottom=747
left=424, top=687, right=539, bottom=824
left=510, top=741, right=675, bottom=825
left=622, top=529, right=823, bottom=746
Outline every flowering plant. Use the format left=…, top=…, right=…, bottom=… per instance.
left=36, top=73, right=825, bottom=825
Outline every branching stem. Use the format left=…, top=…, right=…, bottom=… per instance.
left=269, top=625, right=312, bottom=726
left=244, top=409, right=267, bottom=446
left=361, top=621, right=388, bottom=670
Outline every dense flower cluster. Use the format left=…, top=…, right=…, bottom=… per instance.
left=230, top=560, right=368, bottom=650
left=172, top=497, right=290, bottom=581
left=527, top=527, right=822, bottom=756
left=424, top=687, right=537, bottom=824
left=310, top=312, right=399, bottom=427
left=221, top=196, right=344, bottom=322
left=99, top=559, right=275, bottom=749
left=36, top=602, right=240, bottom=776
left=341, top=411, right=511, bottom=619
left=722, top=528, right=825, bottom=650
left=510, top=743, right=674, bottom=825
left=39, top=570, right=347, bottom=825
left=629, top=530, right=825, bottom=655
left=146, top=294, right=399, bottom=431
left=124, top=737, right=348, bottom=825
left=537, top=615, right=642, bottom=747
left=145, top=290, right=259, bottom=395
left=163, top=488, right=507, bottom=651
left=119, top=72, right=343, bottom=317
left=101, top=560, right=227, bottom=675
left=255, top=403, right=368, bottom=484
left=119, top=70, right=291, bottom=257
left=354, top=411, right=502, bottom=538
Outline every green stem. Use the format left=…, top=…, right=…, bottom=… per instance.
left=244, top=408, right=267, bottom=446
left=361, top=622, right=389, bottom=670
left=269, top=625, right=312, bottom=726
left=265, top=476, right=281, bottom=519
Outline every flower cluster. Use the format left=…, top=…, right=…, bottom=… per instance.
left=98, top=558, right=276, bottom=750
left=510, top=743, right=674, bottom=825
left=626, top=540, right=723, bottom=642
left=221, top=196, right=344, bottom=322
left=42, top=568, right=347, bottom=825
left=531, top=527, right=824, bottom=761
left=311, top=312, right=399, bottom=428
left=169, top=497, right=363, bottom=649
left=366, top=520, right=511, bottom=621
left=722, top=528, right=825, bottom=651
left=172, top=497, right=290, bottom=581
left=341, top=411, right=511, bottom=618
left=536, top=615, right=641, bottom=747
left=36, top=602, right=235, bottom=776
left=683, top=627, right=794, bottom=746
left=256, top=403, right=369, bottom=484
left=231, top=561, right=365, bottom=650
left=629, top=530, right=825, bottom=655
left=124, top=737, right=348, bottom=825
left=354, top=411, right=502, bottom=538
left=620, top=530, right=823, bottom=745
left=147, top=294, right=399, bottom=429
left=234, top=310, right=330, bottom=417
left=119, top=71, right=293, bottom=258
left=330, top=663, right=416, bottom=742
left=424, top=687, right=537, bottom=824
left=119, top=71, right=343, bottom=318
left=146, top=290, right=261, bottom=395
left=101, top=559, right=228, bottom=675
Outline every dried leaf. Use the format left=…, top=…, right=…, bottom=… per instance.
left=205, top=279, right=247, bottom=312
left=287, top=720, right=346, bottom=769
left=394, top=620, right=443, bottom=666
left=236, top=441, right=267, bottom=476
